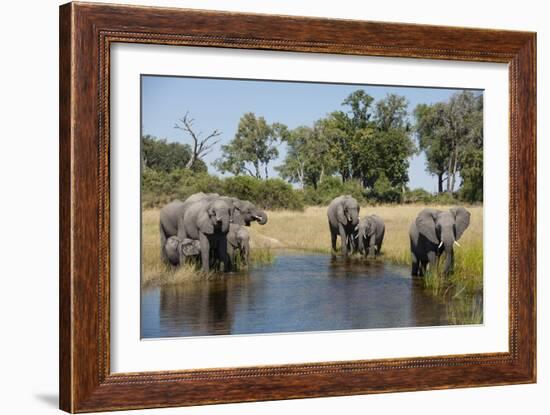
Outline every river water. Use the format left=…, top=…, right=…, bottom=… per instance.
left=141, top=253, right=473, bottom=338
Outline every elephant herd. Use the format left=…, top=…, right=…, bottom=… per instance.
left=327, top=195, right=471, bottom=277
left=159, top=192, right=268, bottom=272
left=159, top=192, right=471, bottom=277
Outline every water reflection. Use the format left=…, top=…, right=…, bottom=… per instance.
left=141, top=253, right=464, bottom=338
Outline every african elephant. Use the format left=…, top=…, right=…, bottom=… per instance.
left=357, top=215, right=385, bottom=259
left=159, top=193, right=223, bottom=264
left=160, top=195, right=231, bottom=272
left=226, top=224, right=250, bottom=271
left=164, top=236, right=201, bottom=266
left=184, top=193, right=268, bottom=227
left=178, top=197, right=231, bottom=272
left=231, top=199, right=268, bottom=227
left=409, top=207, right=471, bottom=277
left=327, top=195, right=360, bottom=257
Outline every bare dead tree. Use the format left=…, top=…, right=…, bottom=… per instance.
left=174, top=111, right=222, bottom=169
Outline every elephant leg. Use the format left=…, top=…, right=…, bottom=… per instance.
left=411, top=251, right=419, bottom=276
left=159, top=223, right=169, bottom=264
left=199, top=233, right=210, bottom=272
left=226, top=244, right=235, bottom=271
left=418, top=259, right=427, bottom=277
left=443, top=251, right=455, bottom=277
left=427, top=251, right=438, bottom=275
left=338, top=224, right=348, bottom=256
left=217, top=237, right=228, bottom=272
left=376, top=241, right=383, bottom=257
left=330, top=230, right=337, bottom=256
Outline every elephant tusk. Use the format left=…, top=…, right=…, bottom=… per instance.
left=438, top=241, right=444, bottom=249
left=253, top=215, right=262, bottom=220
left=454, top=240, right=461, bottom=247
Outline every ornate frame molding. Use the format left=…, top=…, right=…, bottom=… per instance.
left=60, top=2, right=536, bottom=412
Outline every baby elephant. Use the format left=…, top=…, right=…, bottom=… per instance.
left=164, top=236, right=201, bottom=266
left=357, top=215, right=385, bottom=259
left=226, top=224, right=250, bottom=271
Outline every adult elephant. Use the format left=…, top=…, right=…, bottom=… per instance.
left=357, top=214, right=385, bottom=259
left=176, top=197, right=231, bottom=272
left=409, top=207, right=471, bottom=277
left=231, top=199, right=268, bottom=227
left=178, top=193, right=268, bottom=227
left=226, top=224, right=250, bottom=271
left=327, top=195, right=360, bottom=257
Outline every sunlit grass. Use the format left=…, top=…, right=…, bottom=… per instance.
left=142, top=205, right=483, bottom=303
left=141, top=209, right=274, bottom=286
left=447, top=295, right=484, bottom=325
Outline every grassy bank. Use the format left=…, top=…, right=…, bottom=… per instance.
left=250, top=205, right=483, bottom=299
left=142, top=205, right=482, bottom=294
left=141, top=209, right=274, bottom=286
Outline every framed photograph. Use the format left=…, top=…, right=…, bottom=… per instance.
left=59, top=2, right=536, bottom=412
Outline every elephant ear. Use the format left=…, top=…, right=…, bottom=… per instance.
left=415, top=209, right=440, bottom=245
left=451, top=207, right=471, bottom=240
left=198, top=205, right=214, bottom=234
left=232, top=199, right=244, bottom=212
left=336, top=203, right=346, bottom=224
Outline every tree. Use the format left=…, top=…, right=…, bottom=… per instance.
left=275, top=123, right=334, bottom=189
left=414, top=103, right=449, bottom=193
left=307, top=91, right=414, bottom=200
left=174, top=111, right=222, bottom=170
left=141, top=134, right=207, bottom=172
left=214, top=112, right=286, bottom=179
left=457, top=94, right=484, bottom=202
left=414, top=91, right=483, bottom=198
left=318, top=90, right=376, bottom=183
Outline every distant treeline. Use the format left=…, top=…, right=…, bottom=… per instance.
left=142, top=89, right=483, bottom=209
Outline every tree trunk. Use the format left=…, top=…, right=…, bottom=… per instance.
left=447, top=156, right=453, bottom=193
left=438, top=172, right=443, bottom=193
left=185, top=153, right=196, bottom=170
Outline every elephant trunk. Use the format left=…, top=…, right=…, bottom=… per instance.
left=220, top=217, right=230, bottom=234
left=350, top=212, right=359, bottom=227
left=357, top=231, right=365, bottom=254
left=442, top=235, right=455, bottom=276
left=255, top=210, right=268, bottom=225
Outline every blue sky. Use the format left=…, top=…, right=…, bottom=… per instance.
left=141, top=75, right=480, bottom=192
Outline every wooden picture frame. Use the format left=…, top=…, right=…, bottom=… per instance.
left=59, top=2, right=536, bottom=412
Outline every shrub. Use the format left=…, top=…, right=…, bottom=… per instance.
left=143, top=170, right=304, bottom=210
left=222, top=175, right=261, bottom=202
left=369, top=173, right=402, bottom=203
left=224, top=176, right=303, bottom=210
left=257, top=179, right=304, bottom=210
left=431, top=192, right=460, bottom=205
left=303, top=177, right=366, bottom=205
left=142, top=168, right=224, bottom=208
left=403, top=188, right=434, bottom=204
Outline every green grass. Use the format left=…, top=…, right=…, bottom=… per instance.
left=447, top=295, right=484, bottom=325
left=142, top=205, right=484, bottom=324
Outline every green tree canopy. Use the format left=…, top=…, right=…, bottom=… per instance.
left=214, top=112, right=287, bottom=179
left=141, top=135, right=207, bottom=173
left=414, top=91, right=483, bottom=200
left=275, top=123, right=335, bottom=189
left=318, top=91, right=414, bottom=197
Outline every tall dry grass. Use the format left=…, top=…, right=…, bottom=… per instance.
left=250, top=204, right=483, bottom=295
left=142, top=205, right=483, bottom=293
left=142, top=209, right=274, bottom=286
